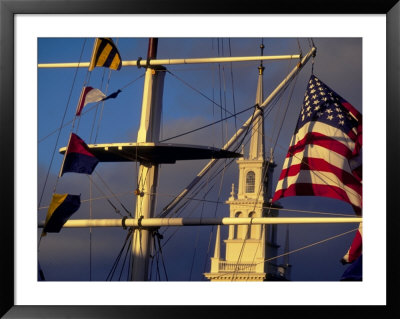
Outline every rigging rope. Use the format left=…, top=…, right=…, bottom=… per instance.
left=159, top=103, right=256, bottom=143
left=94, top=171, right=132, bottom=217
left=86, top=175, right=126, bottom=217
left=106, top=228, right=133, bottom=281
left=154, top=230, right=169, bottom=281
left=210, top=226, right=358, bottom=281
left=189, top=170, right=214, bottom=280
left=148, top=228, right=169, bottom=281
left=38, top=39, right=87, bottom=209
left=88, top=67, right=106, bottom=143
left=118, top=237, right=132, bottom=281
left=271, top=64, right=299, bottom=153
left=93, top=69, right=112, bottom=143
left=166, top=70, right=234, bottom=117
left=150, top=232, right=161, bottom=280
left=127, top=237, right=133, bottom=280
left=268, top=58, right=297, bottom=151
left=159, top=180, right=218, bottom=248
left=265, top=226, right=358, bottom=267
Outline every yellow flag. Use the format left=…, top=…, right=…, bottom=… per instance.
left=42, top=193, right=80, bottom=236
left=88, top=38, right=122, bottom=71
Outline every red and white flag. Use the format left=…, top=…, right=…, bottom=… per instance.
left=75, top=86, right=106, bottom=116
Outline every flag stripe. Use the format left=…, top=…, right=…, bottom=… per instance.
left=102, top=45, right=118, bottom=67
left=347, top=229, right=362, bottom=260
left=94, top=38, right=121, bottom=70
left=62, top=153, right=99, bottom=175
left=89, top=38, right=121, bottom=71
left=110, top=54, right=121, bottom=70
left=43, top=194, right=81, bottom=233
left=67, top=133, right=96, bottom=158
left=61, top=133, right=99, bottom=176
left=84, top=88, right=106, bottom=103
left=275, top=171, right=361, bottom=211
left=290, top=121, right=356, bottom=154
left=76, top=87, right=92, bottom=116
left=96, top=42, right=113, bottom=66
left=95, top=39, right=108, bottom=62
left=342, top=101, right=361, bottom=120
left=288, top=131, right=353, bottom=160
left=273, top=183, right=355, bottom=207
left=76, top=86, right=106, bottom=116
left=47, top=193, right=69, bottom=216
left=278, top=157, right=362, bottom=194
left=282, top=144, right=354, bottom=176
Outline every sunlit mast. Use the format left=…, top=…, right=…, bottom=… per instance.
left=131, top=38, right=164, bottom=280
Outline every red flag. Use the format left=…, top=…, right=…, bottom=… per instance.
left=59, top=133, right=99, bottom=176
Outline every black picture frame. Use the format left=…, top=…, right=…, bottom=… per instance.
left=1, top=0, right=399, bottom=318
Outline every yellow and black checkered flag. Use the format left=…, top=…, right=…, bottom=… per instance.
left=89, top=38, right=122, bottom=71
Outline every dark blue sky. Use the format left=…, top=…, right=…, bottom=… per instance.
left=36, top=37, right=366, bottom=284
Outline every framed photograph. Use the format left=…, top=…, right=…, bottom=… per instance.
left=1, top=0, right=399, bottom=317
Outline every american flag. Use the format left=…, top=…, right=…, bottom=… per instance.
left=272, top=75, right=362, bottom=214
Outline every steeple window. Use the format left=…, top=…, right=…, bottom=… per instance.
left=246, top=171, right=255, bottom=193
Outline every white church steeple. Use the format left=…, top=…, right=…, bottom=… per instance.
left=205, top=44, right=282, bottom=281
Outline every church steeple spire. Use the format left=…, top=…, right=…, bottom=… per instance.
left=248, top=44, right=265, bottom=160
